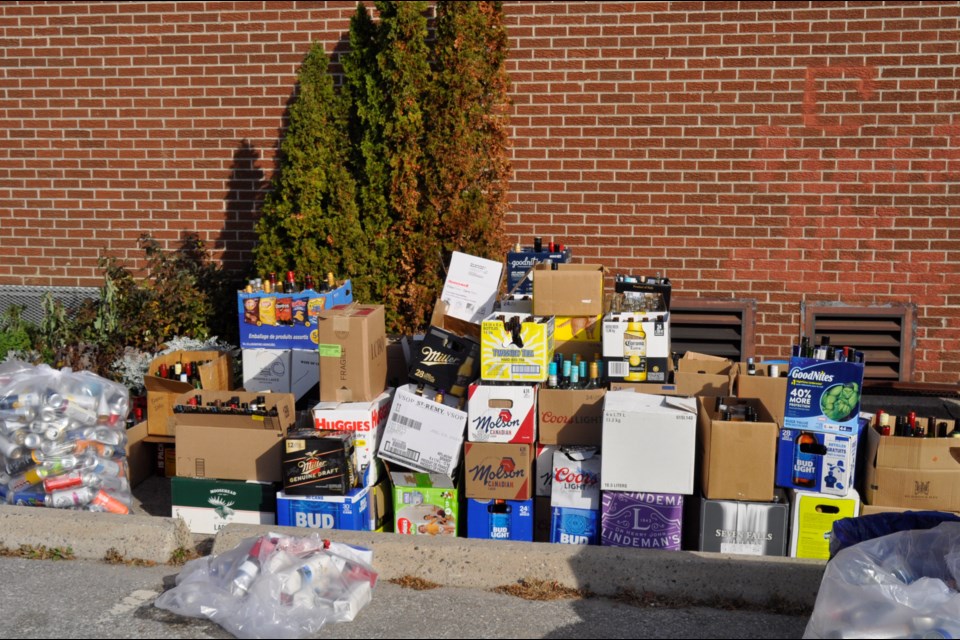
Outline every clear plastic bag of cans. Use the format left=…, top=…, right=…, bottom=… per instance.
left=803, top=522, right=960, bottom=639
left=0, top=361, right=133, bottom=514
left=154, top=532, right=377, bottom=639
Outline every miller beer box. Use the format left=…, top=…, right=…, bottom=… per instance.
left=550, top=506, right=599, bottom=545
left=697, top=491, right=789, bottom=557
left=789, top=488, right=860, bottom=560
left=506, top=245, right=572, bottom=295
left=463, top=442, right=534, bottom=500
left=467, top=382, right=537, bottom=444
left=316, top=304, right=388, bottom=403
left=378, top=384, right=468, bottom=478
left=171, top=477, right=277, bottom=535
left=600, top=491, right=684, bottom=551
left=480, top=313, right=555, bottom=383
left=282, top=430, right=358, bottom=496
left=391, top=471, right=459, bottom=537
left=237, top=280, right=353, bottom=350
left=408, top=326, right=480, bottom=400
left=602, top=311, right=671, bottom=384
left=276, top=486, right=372, bottom=531
left=311, top=389, right=393, bottom=488
left=466, top=498, right=534, bottom=542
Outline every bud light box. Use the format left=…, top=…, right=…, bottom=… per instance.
left=782, top=357, right=865, bottom=435
left=551, top=506, right=599, bottom=545
left=276, top=486, right=371, bottom=531
left=775, top=427, right=860, bottom=497
left=237, top=280, right=353, bottom=350
left=467, top=383, right=537, bottom=444
left=600, top=491, right=684, bottom=551
left=463, top=442, right=534, bottom=500
left=466, top=498, right=534, bottom=542
left=311, top=389, right=393, bottom=488
left=551, top=447, right=601, bottom=510
left=390, top=471, right=459, bottom=537
left=171, top=477, right=278, bottom=535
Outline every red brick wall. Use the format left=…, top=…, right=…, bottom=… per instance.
left=1, top=2, right=958, bottom=383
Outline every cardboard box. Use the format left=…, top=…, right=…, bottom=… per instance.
left=467, top=383, right=537, bottom=444
left=863, top=424, right=960, bottom=511
left=535, top=496, right=552, bottom=542
left=311, top=389, right=393, bottom=488
left=463, top=442, right=534, bottom=500
left=782, top=356, right=865, bottom=435
left=466, top=498, right=535, bottom=541
left=378, top=384, right=467, bottom=477
left=613, top=274, right=672, bottom=310
left=316, top=304, right=388, bottom=403
left=391, top=471, right=459, bottom=536
left=439, top=251, right=504, bottom=326
left=408, top=326, right=480, bottom=399
left=697, top=490, right=790, bottom=556
left=498, top=294, right=533, bottom=314
left=859, top=503, right=960, bottom=516
left=242, top=348, right=320, bottom=402
left=282, top=430, right=357, bottom=496
left=237, top=280, right=353, bottom=350
left=276, top=486, right=372, bottom=531
left=789, top=488, right=860, bottom=560
left=157, top=442, right=177, bottom=478
left=602, top=311, right=671, bottom=384
left=551, top=447, right=601, bottom=510
left=550, top=506, right=599, bottom=545
left=673, top=351, right=734, bottom=397
left=532, top=263, right=606, bottom=317
left=480, top=313, right=555, bottom=383
left=506, top=247, right=572, bottom=295
left=600, top=491, right=684, bottom=550
left=554, top=315, right=604, bottom=343
left=733, top=362, right=788, bottom=427
left=537, top=388, right=606, bottom=446
left=609, top=381, right=684, bottom=396
left=697, top=396, right=778, bottom=502
left=144, top=350, right=235, bottom=436
left=535, top=444, right=558, bottom=497
left=171, top=476, right=277, bottom=535
left=775, top=427, right=859, bottom=496
left=124, top=420, right=153, bottom=489
left=173, top=390, right=295, bottom=483
left=601, top=392, right=698, bottom=495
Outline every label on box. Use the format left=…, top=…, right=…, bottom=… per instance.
left=440, top=252, right=504, bottom=325
left=378, top=385, right=467, bottom=477
left=783, top=357, right=864, bottom=434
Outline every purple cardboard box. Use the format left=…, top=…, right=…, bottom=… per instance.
left=600, top=491, right=684, bottom=550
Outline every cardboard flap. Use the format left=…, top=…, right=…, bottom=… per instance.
left=677, top=351, right=733, bottom=374
left=430, top=299, right=481, bottom=340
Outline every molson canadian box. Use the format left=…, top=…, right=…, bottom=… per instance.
left=463, top=442, right=534, bottom=500
left=480, top=313, right=555, bottom=383
left=466, top=383, right=537, bottom=444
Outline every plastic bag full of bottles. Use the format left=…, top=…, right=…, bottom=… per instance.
left=0, top=360, right=133, bottom=514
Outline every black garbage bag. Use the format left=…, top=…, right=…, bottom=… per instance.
left=829, top=511, right=960, bottom=559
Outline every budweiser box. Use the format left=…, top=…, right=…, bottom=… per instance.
left=537, top=387, right=606, bottom=446
left=506, top=246, right=572, bottom=295
left=532, top=263, right=605, bottom=317
left=673, top=351, right=734, bottom=397
left=311, top=389, right=393, bottom=488
left=600, top=491, right=684, bottom=551
left=601, top=311, right=671, bottom=384
left=789, top=488, right=860, bottom=560
left=551, top=447, right=601, bottom=510
left=378, top=384, right=468, bottom=478
left=733, top=361, right=788, bottom=427
left=782, top=356, right=865, bottom=435
left=282, top=429, right=357, bottom=496
left=466, top=498, right=534, bottom=542
left=173, top=390, right=295, bottom=483
left=480, top=313, right=555, bottom=383
left=550, top=506, right=599, bottom=545
left=775, top=425, right=860, bottom=497
left=316, top=304, right=388, bottom=403
left=467, top=382, right=537, bottom=444
left=407, top=325, right=479, bottom=400
left=601, top=392, right=698, bottom=495
left=276, top=486, right=373, bottom=531
left=697, top=396, right=778, bottom=502
left=242, top=348, right=320, bottom=402
left=391, top=471, right=459, bottom=537
left=171, top=477, right=277, bottom=535
left=237, top=280, right=353, bottom=350
left=463, top=442, right=534, bottom=500
left=144, top=350, right=235, bottom=437
left=863, top=420, right=960, bottom=512
left=696, top=490, right=790, bottom=557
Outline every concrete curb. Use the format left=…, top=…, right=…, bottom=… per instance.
left=213, top=523, right=827, bottom=609
left=0, top=506, right=193, bottom=565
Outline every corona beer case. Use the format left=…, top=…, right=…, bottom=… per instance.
left=601, top=311, right=671, bottom=384
left=480, top=313, right=555, bottom=383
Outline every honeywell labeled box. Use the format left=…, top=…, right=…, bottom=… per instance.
left=316, top=304, right=387, bottom=403
left=144, top=350, right=235, bottom=436
left=311, top=389, right=393, bottom=488
left=601, top=392, right=698, bottom=495
left=463, top=442, right=534, bottom=500
left=467, top=382, right=537, bottom=444
left=480, top=313, right=555, bottom=383
left=378, top=384, right=467, bottom=478
left=439, top=251, right=504, bottom=326
left=602, top=311, right=671, bottom=384
left=532, top=263, right=606, bottom=317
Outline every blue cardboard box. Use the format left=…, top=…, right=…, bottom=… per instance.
left=506, top=248, right=572, bottom=295
left=237, top=280, right=353, bottom=350
left=775, top=429, right=858, bottom=496
left=550, top=506, right=599, bottom=545
left=782, top=357, right=865, bottom=435
left=466, top=498, right=534, bottom=541
left=276, top=486, right=370, bottom=531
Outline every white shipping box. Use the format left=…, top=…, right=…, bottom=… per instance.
left=550, top=447, right=601, bottom=510
left=311, top=389, right=393, bottom=487
left=243, top=348, right=319, bottom=402
left=601, top=391, right=698, bottom=495
left=467, top=383, right=537, bottom=444
left=378, top=384, right=468, bottom=478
